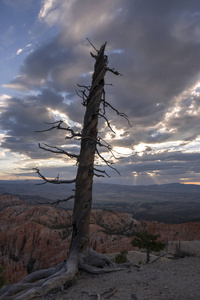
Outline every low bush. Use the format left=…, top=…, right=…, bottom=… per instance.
left=114, top=250, right=128, bottom=264
left=0, top=265, right=6, bottom=288
left=174, top=244, right=194, bottom=259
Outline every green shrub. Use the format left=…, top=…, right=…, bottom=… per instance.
left=27, top=257, right=36, bottom=274
left=114, top=250, right=128, bottom=264
left=131, top=230, right=165, bottom=264
left=0, top=265, right=6, bottom=288
left=0, top=276, right=6, bottom=288
left=174, top=243, right=194, bottom=259
left=9, top=253, right=19, bottom=262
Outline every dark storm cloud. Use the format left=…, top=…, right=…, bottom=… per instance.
left=97, top=0, right=200, bottom=127
left=7, top=39, right=91, bottom=93
left=106, top=150, right=200, bottom=185
left=0, top=90, right=81, bottom=158
left=139, top=151, right=200, bottom=164
left=8, top=0, right=200, bottom=127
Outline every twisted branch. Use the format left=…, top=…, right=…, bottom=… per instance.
left=95, top=148, right=120, bottom=175
left=36, top=120, right=82, bottom=139
left=35, top=120, right=64, bottom=132
left=93, top=167, right=111, bottom=178
left=36, top=195, right=75, bottom=206
left=77, top=83, right=91, bottom=91
left=81, top=135, right=117, bottom=160
left=38, top=143, right=79, bottom=160
left=33, top=168, right=76, bottom=185
left=76, top=89, right=88, bottom=106
left=98, top=112, right=116, bottom=134
left=105, top=67, right=123, bottom=76
left=86, top=37, right=98, bottom=52
left=101, top=99, right=132, bottom=127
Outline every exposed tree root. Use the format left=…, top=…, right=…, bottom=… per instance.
left=149, top=252, right=172, bottom=264
left=0, top=248, right=137, bottom=300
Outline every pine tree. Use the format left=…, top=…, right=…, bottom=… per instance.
left=131, top=230, right=165, bottom=264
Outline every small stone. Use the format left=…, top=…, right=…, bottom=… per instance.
left=131, top=293, right=138, bottom=300
left=164, top=286, right=168, bottom=289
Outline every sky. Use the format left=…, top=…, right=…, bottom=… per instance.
left=1, top=0, right=200, bottom=185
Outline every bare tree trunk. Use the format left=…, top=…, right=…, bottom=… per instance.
left=146, top=247, right=150, bottom=264
left=69, top=43, right=107, bottom=255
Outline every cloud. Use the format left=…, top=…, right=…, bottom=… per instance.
left=2, top=0, right=200, bottom=183
left=0, top=94, right=11, bottom=102
left=38, top=0, right=61, bottom=25
left=38, top=0, right=123, bottom=43
left=2, top=79, right=29, bottom=91
left=16, top=44, right=32, bottom=56
left=16, top=49, right=23, bottom=55
left=104, top=150, right=200, bottom=185
left=5, top=38, right=91, bottom=92
left=0, top=90, right=81, bottom=160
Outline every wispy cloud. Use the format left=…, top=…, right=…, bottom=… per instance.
left=16, top=49, right=23, bottom=55
left=38, top=0, right=60, bottom=25
left=16, top=43, right=32, bottom=56
left=0, top=25, right=15, bottom=47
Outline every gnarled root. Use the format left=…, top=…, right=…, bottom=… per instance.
left=0, top=255, right=78, bottom=300
left=79, top=247, right=124, bottom=274
left=0, top=248, right=137, bottom=299
left=79, top=248, right=140, bottom=273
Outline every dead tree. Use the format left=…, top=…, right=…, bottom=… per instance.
left=0, top=42, right=132, bottom=300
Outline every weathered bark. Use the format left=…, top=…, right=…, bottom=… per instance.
left=70, top=42, right=107, bottom=255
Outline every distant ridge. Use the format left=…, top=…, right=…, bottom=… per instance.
left=1, top=180, right=200, bottom=223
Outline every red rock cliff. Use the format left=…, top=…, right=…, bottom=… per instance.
left=0, top=195, right=137, bottom=284
left=0, top=194, right=200, bottom=285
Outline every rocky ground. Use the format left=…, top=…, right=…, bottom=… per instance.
left=42, top=242, right=200, bottom=300
left=42, top=257, right=200, bottom=300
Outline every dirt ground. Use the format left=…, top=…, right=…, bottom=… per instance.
left=40, top=241, right=200, bottom=300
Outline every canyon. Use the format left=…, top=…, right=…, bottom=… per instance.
left=0, top=193, right=200, bottom=285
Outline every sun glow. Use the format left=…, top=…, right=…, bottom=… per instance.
left=47, top=108, right=81, bottom=127
left=182, top=182, right=200, bottom=185
left=113, top=146, right=132, bottom=157
left=132, top=170, right=160, bottom=185
left=133, top=143, right=146, bottom=156
left=132, top=171, right=138, bottom=185
left=47, top=108, right=69, bottom=122
left=146, top=171, right=160, bottom=184
left=133, top=139, right=200, bottom=157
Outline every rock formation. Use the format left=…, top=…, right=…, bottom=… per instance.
left=0, top=194, right=138, bottom=284
left=0, top=193, right=200, bottom=285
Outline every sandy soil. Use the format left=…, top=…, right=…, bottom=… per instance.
left=40, top=241, right=200, bottom=300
